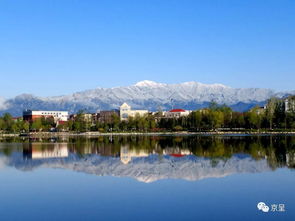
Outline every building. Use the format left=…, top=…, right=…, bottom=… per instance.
left=164, top=109, right=191, bottom=119
left=69, top=113, right=95, bottom=122
left=12, top=117, right=23, bottom=122
left=250, top=106, right=266, bottom=115
left=119, top=103, right=148, bottom=121
left=285, top=97, right=295, bottom=112
left=98, top=110, right=120, bottom=123
left=23, top=110, right=68, bottom=123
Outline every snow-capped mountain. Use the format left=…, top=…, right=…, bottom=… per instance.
left=0, top=80, right=293, bottom=116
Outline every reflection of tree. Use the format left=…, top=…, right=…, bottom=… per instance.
left=1, top=135, right=295, bottom=169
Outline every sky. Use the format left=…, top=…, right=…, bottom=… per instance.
left=0, top=0, right=294, bottom=98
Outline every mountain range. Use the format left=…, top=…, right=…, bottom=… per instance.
left=0, top=80, right=294, bottom=116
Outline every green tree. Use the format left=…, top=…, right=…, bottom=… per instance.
left=3, top=113, right=14, bottom=132
left=265, top=98, right=279, bottom=129
left=111, top=114, right=120, bottom=131
left=23, top=121, right=30, bottom=132
left=31, top=118, right=42, bottom=131
left=247, top=108, right=262, bottom=129
left=0, top=118, right=4, bottom=131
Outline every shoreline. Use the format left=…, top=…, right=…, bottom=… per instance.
left=1, top=131, right=295, bottom=137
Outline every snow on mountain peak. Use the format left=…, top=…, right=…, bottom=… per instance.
left=180, top=81, right=229, bottom=88
left=15, top=93, right=36, bottom=100
left=134, top=80, right=164, bottom=87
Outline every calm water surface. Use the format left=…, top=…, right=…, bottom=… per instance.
left=0, top=135, right=294, bottom=221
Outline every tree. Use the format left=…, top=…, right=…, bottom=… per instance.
left=11, top=123, right=19, bottom=133
left=111, top=114, right=120, bottom=131
left=247, top=108, right=262, bottom=129
left=0, top=118, right=4, bottom=131
left=265, top=98, right=279, bottom=130
left=23, top=121, right=30, bottom=132
left=31, top=118, right=42, bottom=131
left=209, top=110, right=224, bottom=130
left=2, top=113, right=14, bottom=132
left=41, top=117, right=55, bottom=131
left=273, top=100, right=286, bottom=129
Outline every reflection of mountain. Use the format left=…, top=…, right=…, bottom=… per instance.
left=3, top=134, right=292, bottom=183
left=1, top=147, right=271, bottom=183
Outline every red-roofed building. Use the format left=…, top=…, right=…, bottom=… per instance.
left=169, top=109, right=186, bottom=113
left=164, top=108, right=192, bottom=118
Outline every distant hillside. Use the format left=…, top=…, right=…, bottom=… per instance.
left=0, top=80, right=294, bottom=116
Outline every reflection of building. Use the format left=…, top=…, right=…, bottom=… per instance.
left=120, top=145, right=149, bottom=164
left=286, top=152, right=295, bottom=168
left=120, top=103, right=148, bottom=121
left=23, top=110, right=68, bottom=123
left=163, top=148, right=192, bottom=157
left=120, top=145, right=192, bottom=164
left=23, top=143, right=69, bottom=159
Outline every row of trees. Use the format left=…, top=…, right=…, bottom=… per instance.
left=1, top=97, right=295, bottom=133
left=62, top=111, right=157, bottom=133
left=0, top=114, right=55, bottom=133
left=159, top=97, right=295, bottom=131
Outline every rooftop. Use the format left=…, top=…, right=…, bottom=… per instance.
left=169, top=109, right=186, bottom=113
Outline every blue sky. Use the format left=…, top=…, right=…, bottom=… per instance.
left=0, top=0, right=294, bottom=98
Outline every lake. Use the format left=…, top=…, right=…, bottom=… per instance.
left=0, top=135, right=294, bottom=221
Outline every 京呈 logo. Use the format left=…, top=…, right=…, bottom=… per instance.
left=257, top=202, right=286, bottom=213
left=257, top=202, right=269, bottom=213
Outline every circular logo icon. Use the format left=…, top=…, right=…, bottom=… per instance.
left=257, top=202, right=269, bottom=213
left=257, top=202, right=266, bottom=210
left=261, top=205, right=270, bottom=213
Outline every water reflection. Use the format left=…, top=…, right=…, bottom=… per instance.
left=23, top=143, right=69, bottom=159
left=0, top=136, right=294, bottom=182
left=120, top=145, right=149, bottom=164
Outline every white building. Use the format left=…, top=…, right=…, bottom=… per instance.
left=23, top=110, right=69, bottom=123
left=164, top=109, right=192, bottom=118
left=119, top=103, right=148, bottom=121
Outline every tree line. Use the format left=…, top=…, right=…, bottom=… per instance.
left=1, top=135, right=294, bottom=169
left=0, top=96, right=295, bottom=133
